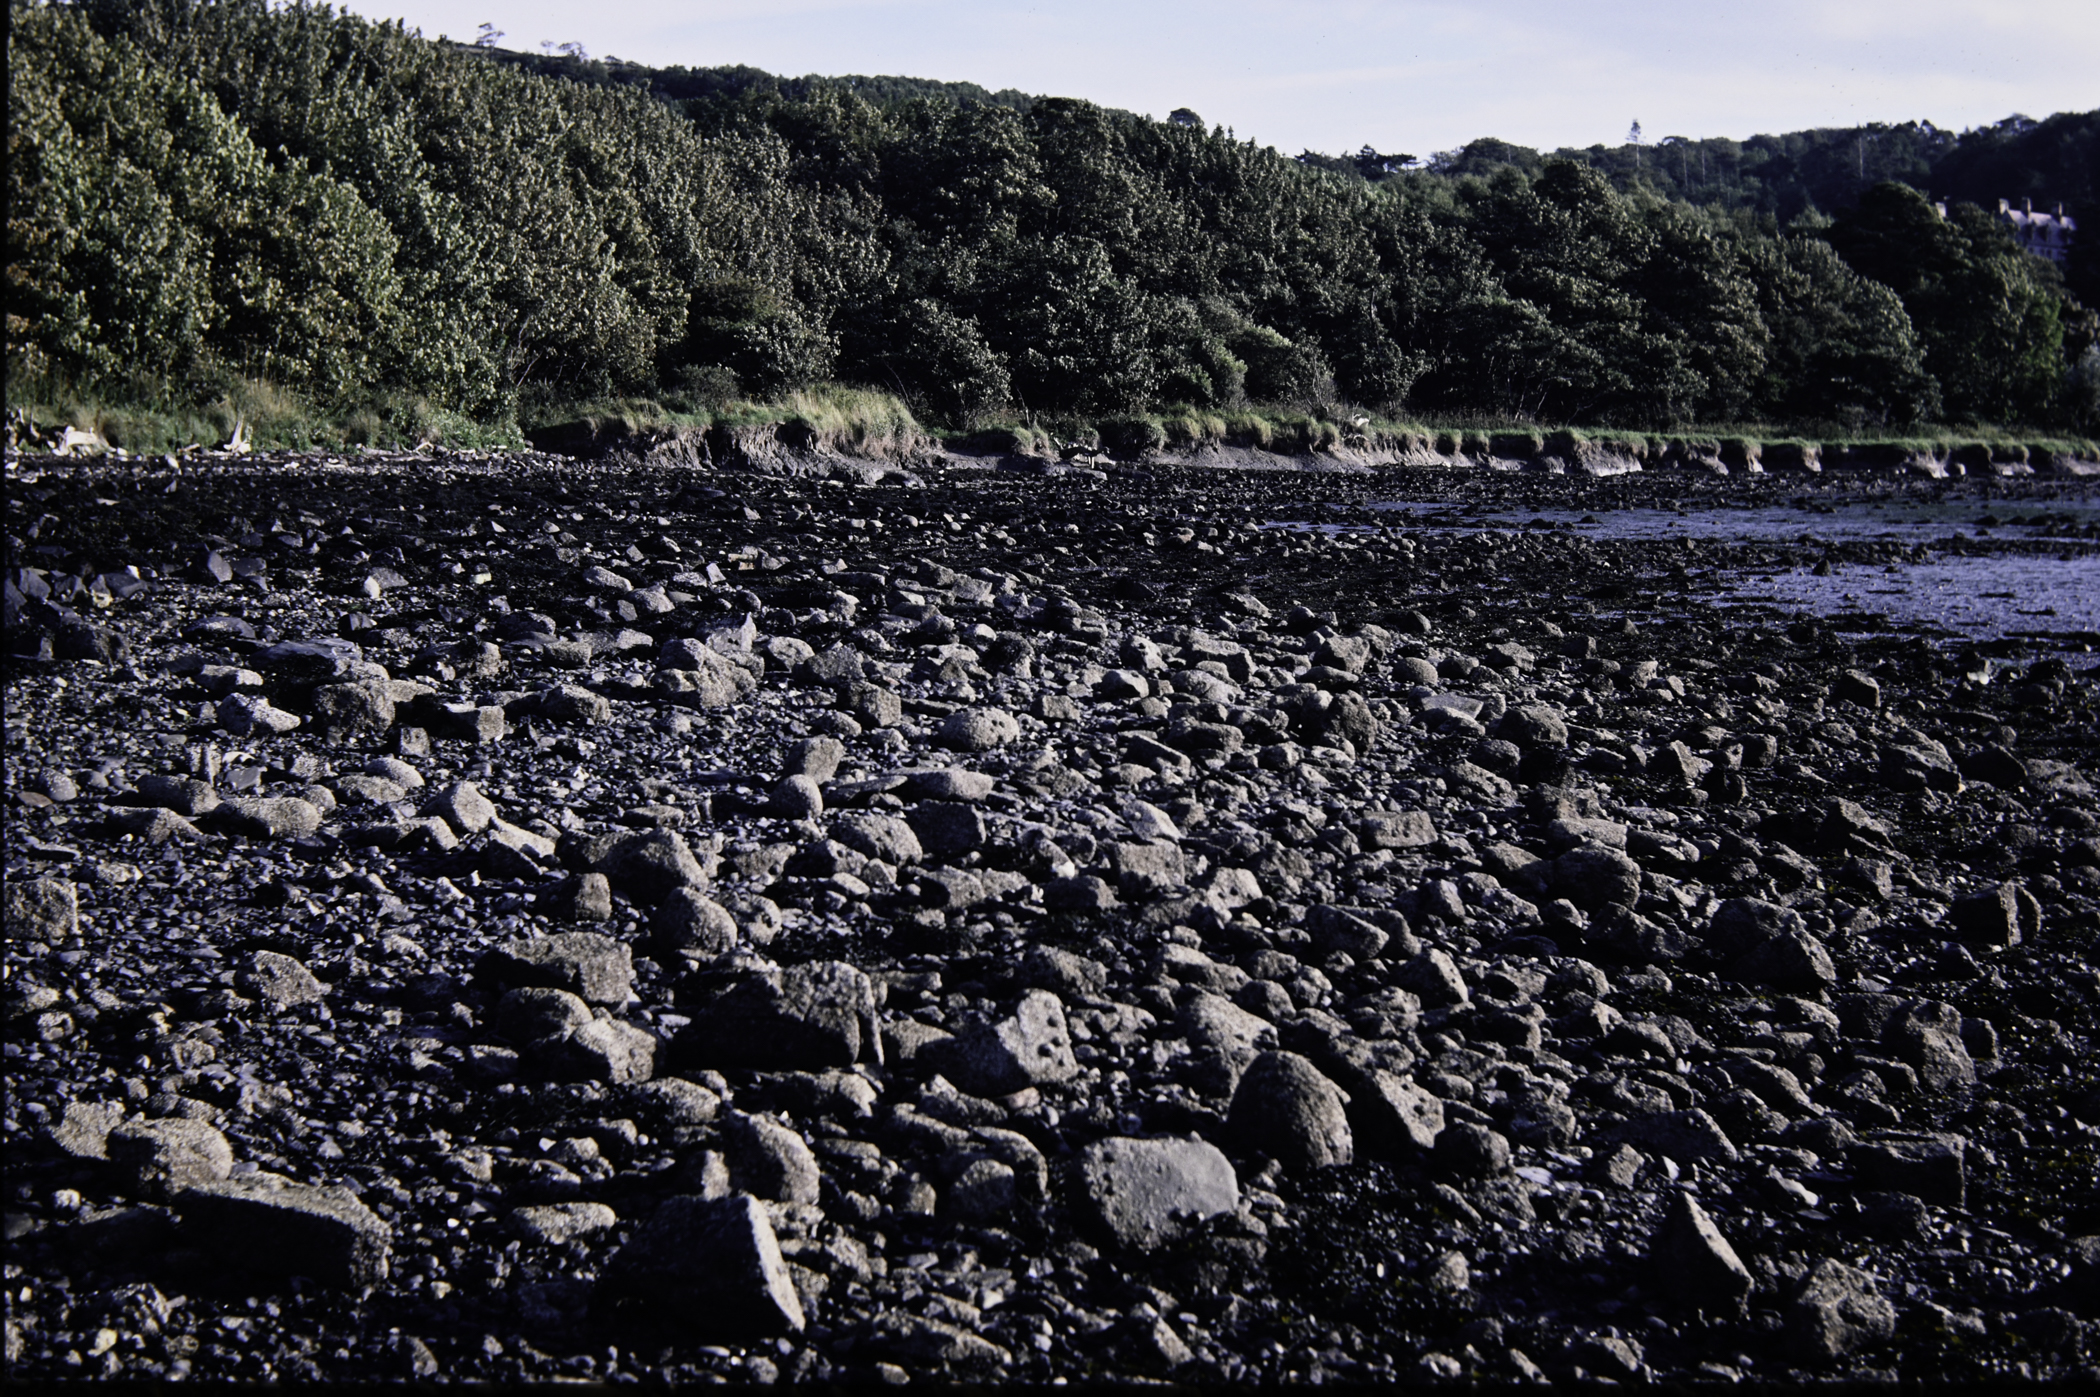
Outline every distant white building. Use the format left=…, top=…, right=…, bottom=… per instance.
left=1996, top=197, right=2076, bottom=265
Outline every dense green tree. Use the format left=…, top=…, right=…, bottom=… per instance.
left=1745, top=236, right=1938, bottom=425
left=1827, top=182, right=2069, bottom=421
left=9, top=1, right=400, bottom=400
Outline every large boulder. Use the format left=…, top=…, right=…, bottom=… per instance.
left=597, top=1194, right=805, bottom=1336
left=1072, top=1137, right=1240, bottom=1252
left=1226, top=1051, right=1352, bottom=1174
left=674, top=961, right=878, bottom=1071
left=923, top=990, right=1078, bottom=1097
left=181, top=1173, right=392, bottom=1288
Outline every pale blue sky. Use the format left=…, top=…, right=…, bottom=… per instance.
left=336, top=1, right=2100, bottom=155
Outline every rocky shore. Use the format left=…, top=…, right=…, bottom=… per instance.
left=5, top=449, right=2098, bottom=1384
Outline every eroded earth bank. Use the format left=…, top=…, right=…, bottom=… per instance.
left=5, top=451, right=2100, bottom=1384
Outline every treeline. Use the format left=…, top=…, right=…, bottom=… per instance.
left=1377, top=114, right=2098, bottom=258
left=8, top=0, right=2098, bottom=443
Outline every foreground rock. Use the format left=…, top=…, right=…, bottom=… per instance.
left=3, top=449, right=2096, bottom=1386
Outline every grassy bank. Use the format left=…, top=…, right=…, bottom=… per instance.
left=8, top=380, right=2095, bottom=468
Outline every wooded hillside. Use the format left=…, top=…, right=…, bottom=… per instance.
left=8, top=0, right=2097, bottom=441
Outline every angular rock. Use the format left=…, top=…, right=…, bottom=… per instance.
left=1883, top=1003, right=1976, bottom=1092
left=1073, top=1137, right=1240, bottom=1252
left=1651, top=1189, right=1754, bottom=1314
left=1496, top=704, right=1569, bottom=748
left=5, top=877, right=78, bottom=941
left=482, top=933, right=634, bottom=1004
left=239, top=951, right=327, bottom=1009
left=784, top=736, right=846, bottom=783
left=46, top=1100, right=126, bottom=1160
left=182, top=1172, right=392, bottom=1288
left=538, top=1017, right=656, bottom=1085
left=868, top=1311, right=1009, bottom=1371
left=904, top=767, right=997, bottom=802
left=1107, top=839, right=1188, bottom=900
left=557, top=870, right=615, bottom=922
left=1358, top=809, right=1437, bottom=849
left=1787, top=1258, right=1896, bottom=1363
left=770, top=774, right=824, bottom=821
left=628, top=1077, right=722, bottom=1129
left=424, top=780, right=497, bottom=835
left=833, top=813, right=923, bottom=866
left=1553, top=846, right=1644, bottom=911
left=510, top=1201, right=618, bottom=1246
left=652, top=889, right=739, bottom=960
left=938, top=707, right=1021, bottom=751
left=1432, top=1121, right=1512, bottom=1180
left=494, top=987, right=595, bottom=1043
left=907, top=802, right=986, bottom=858
left=1396, top=948, right=1469, bottom=1007
left=1180, top=990, right=1275, bottom=1060
left=675, top=961, right=878, bottom=1070
left=1351, top=1071, right=1447, bottom=1156
left=598, top=1194, right=805, bottom=1336
left=308, top=680, right=396, bottom=743
left=1949, top=882, right=2028, bottom=949
left=106, top=1118, right=235, bottom=1199
left=1615, top=1108, right=1740, bottom=1164
left=722, top=1112, right=822, bottom=1205
left=210, top=796, right=321, bottom=841
left=1705, top=898, right=1806, bottom=959
left=105, top=807, right=205, bottom=844
left=1044, top=874, right=1119, bottom=912
left=217, top=694, right=301, bottom=736
left=924, top=990, right=1078, bottom=1096
left=1308, top=905, right=1390, bottom=960
left=1851, top=1134, right=1966, bottom=1206
left=1728, top=931, right=1837, bottom=992
left=136, top=774, right=221, bottom=817
left=600, top=829, right=713, bottom=905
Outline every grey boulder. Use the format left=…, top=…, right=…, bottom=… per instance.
left=1227, top=1051, right=1353, bottom=1174
left=1073, top=1136, right=1240, bottom=1252
left=181, top=1172, right=392, bottom=1288
left=924, top=989, right=1078, bottom=1097
left=597, top=1194, right=805, bottom=1336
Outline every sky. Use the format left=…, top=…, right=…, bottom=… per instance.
left=334, top=1, right=2100, bottom=157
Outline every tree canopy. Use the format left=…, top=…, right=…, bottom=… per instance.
left=8, top=0, right=2094, bottom=433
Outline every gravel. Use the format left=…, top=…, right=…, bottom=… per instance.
left=4, top=446, right=2099, bottom=1383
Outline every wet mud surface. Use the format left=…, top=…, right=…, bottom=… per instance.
left=5, top=451, right=2099, bottom=1384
